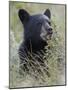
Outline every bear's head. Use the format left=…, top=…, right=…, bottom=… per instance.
left=18, top=9, right=53, bottom=51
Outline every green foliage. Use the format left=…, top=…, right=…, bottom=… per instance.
left=9, top=2, right=65, bottom=88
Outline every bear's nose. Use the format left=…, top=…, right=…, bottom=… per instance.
left=48, top=28, right=53, bottom=34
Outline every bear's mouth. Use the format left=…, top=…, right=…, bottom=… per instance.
left=46, top=34, right=52, bottom=40
left=40, top=32, right=53, bottom=41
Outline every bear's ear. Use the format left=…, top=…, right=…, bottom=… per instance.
left=44, top=9, right=51, bottom=19
left=18, top=9, right=30, bottom=24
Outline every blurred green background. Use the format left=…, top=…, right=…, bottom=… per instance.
left=9, top=1, right=66, bottom=88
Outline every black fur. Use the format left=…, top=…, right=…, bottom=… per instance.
left=18, top=9, right=53, bottom=77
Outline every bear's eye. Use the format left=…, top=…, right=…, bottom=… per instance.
left=48, top=21, right=51, bottom=25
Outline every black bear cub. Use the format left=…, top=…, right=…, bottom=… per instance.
left=18, top=9, right=53, bottom=76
